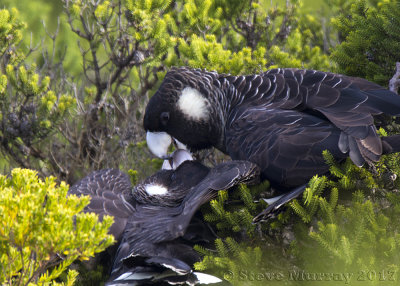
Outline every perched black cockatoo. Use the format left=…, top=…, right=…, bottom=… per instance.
left=69, top=150, right=259, bottom=285
left=143, top=67, right=400, bottom=221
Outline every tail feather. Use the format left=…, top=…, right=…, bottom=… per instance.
left=253, top=184, right=306, bottom=223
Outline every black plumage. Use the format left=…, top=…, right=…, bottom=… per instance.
left=68, top=157, right=259, bottom=285
left=69, top=168, right=135, bottom=241
left=143, top=67, right=400, bottom=218
left=144, top=67, right=400, bottom=186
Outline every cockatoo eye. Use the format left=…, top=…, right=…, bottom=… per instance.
left=160, top=112, right=170, bottom=126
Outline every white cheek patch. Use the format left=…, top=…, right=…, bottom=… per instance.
left=145, top=184, right=168, bottom=196
left=178, top=87, right=209, bottom=121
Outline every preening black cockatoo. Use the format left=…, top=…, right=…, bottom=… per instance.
left=143, top=67, right=400, bottom=220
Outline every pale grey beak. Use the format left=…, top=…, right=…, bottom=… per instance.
left=173, top=138, right=188, bottom=151
left=161, top=149, right=194, bottom=170
left=146, top=131, right=172, bottom=159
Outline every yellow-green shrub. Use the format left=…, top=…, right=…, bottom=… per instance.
left=0, top=168, right=115, bottom=285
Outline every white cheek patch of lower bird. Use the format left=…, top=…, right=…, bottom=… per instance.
left=144, top=184, right=168, bottom=196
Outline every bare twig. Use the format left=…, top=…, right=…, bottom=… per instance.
left=389, top=62, right=400, bottom=95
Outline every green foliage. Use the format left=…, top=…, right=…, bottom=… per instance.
left=0, top=8, right=75, bottom=178
left=0, top=9, right=25, bottom=64
left=1, top=0, right=81, bottom=75
left=290, top=152, right=400, bottom=285
left=123, top=0, right=175, bottom=58
left=195, top=149, right=400, bottom=285
left=195, top=238, right=264, bottom=281
left=72, top=262, right=109, bottom=286
left=0, top=1, right=399, bottom=284
left=178, top=35, right=267, bottom=74
left=194, top=182, right=294, bottom=285
left=175, top=0, right=332, bottom=73
left=331, top=0, right=400, bottom=86
left=201, top=183, right=268, bottom=236
left=0, top=0, right=337, bottom=183
left=0, top=168, right=115, bottom=285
